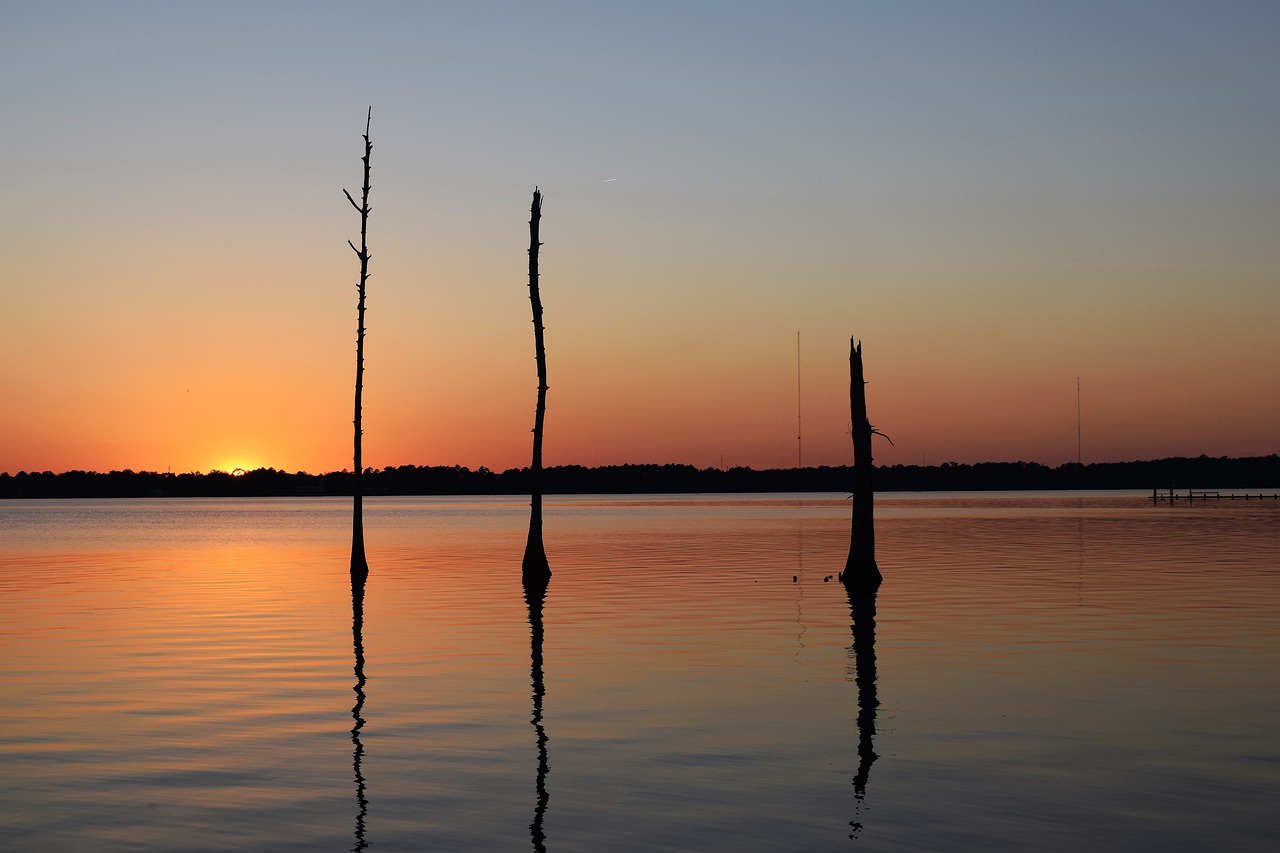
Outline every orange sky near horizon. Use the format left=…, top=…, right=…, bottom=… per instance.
left=3, top=4, right=1278, bottom=477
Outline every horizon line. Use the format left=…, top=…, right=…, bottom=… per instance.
left=4, top=453, right=1277, bottom=479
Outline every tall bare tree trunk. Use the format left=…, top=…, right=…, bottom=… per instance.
left=523, top=189, right=551, bottom=579
left=843, top=338, right=882, bottom=590
left=346, top=108, right=372, bottom=577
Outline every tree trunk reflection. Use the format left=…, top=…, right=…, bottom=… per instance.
left=523, top=573, right=550, bottom=852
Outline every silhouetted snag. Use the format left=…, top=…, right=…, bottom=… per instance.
left=521, top=189, right=552, bottom=838
left=523, top=573, right=550, bottom=852
left=843, top=338, right=883, bottom=590
left=346, top=108, right=372, bottom=576
left=522, top=189, right=551, bottom=579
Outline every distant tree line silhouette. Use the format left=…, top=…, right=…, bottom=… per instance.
left=3, top=455, right=1276, bottom=499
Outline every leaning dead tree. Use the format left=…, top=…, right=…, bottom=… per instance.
left=843, top=337, right=884, bottom=590
left=345, top=108, right=372, bottom=577
left=522, top=188, right=551, bottom=579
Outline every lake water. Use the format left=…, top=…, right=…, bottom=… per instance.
left=2, top=492, right=1278, bottom=851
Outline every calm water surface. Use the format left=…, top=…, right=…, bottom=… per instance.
left=2, top=492, right=1278, bottom=851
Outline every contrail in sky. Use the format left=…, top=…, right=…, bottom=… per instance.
left=601, top=178, right=617, bottom=182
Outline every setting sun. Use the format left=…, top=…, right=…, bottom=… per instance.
left=213, top=459, right=262, bottom=476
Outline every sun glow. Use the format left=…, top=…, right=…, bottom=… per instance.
left=211, top=458, right=262, bottom=476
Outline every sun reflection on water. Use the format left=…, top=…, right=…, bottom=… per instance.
left=0, top=493, right=1276, bottom=850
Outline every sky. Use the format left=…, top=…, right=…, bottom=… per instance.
left=3, top=1, right=1278, bottom=475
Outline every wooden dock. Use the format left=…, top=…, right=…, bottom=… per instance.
left=1152, top=488, right=1279, bottom=502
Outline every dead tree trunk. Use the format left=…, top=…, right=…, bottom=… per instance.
left=843, top=337, right=882, bottom=590
left=522, top=188, right=551, bottom=579
left=345, top=108, right=372, bottom=577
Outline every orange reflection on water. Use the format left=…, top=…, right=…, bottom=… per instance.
left=2, top=493, right=1278, bottom=850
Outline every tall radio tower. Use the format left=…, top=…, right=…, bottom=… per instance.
left=796, top=331, right=803, bottom=469
left=1076, top=377, right=1082, bottom=465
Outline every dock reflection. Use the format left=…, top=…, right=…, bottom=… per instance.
left=846, top=587, right=878, bottom=838
left=351, top=569, right=369, bottom=852
left=524, top=573, right=550, bottom=853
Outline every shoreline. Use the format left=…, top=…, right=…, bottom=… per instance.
left=4, top=455, right=1278, bottom=499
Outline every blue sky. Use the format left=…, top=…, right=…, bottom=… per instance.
left=3, top=1, right=1278, bottom=473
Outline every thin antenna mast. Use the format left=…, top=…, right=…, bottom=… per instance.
left=796, top=331, right=803, bottom=469
left=1076, top=377, right=1082, bottom=464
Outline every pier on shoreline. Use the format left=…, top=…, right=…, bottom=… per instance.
left=1152, top=488, right=1279, bottom=503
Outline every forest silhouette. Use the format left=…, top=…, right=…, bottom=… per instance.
left=4, top=455, right=1276, bottom=499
